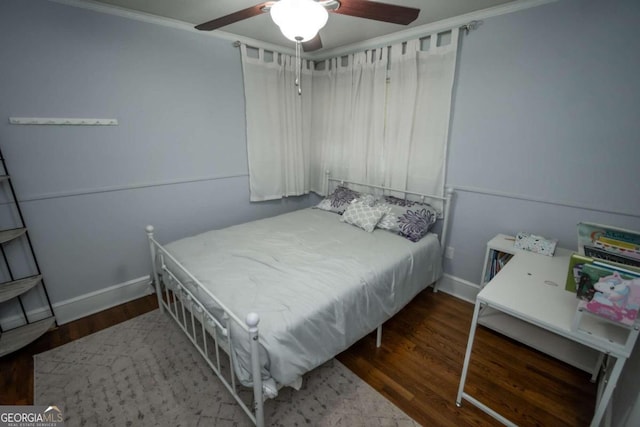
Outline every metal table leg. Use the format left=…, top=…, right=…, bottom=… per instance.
left=456, top=299, right=482, bottom=406
left=591, top=355, right=625, bottom=427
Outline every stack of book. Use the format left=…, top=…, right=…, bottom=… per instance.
left=566, top=223, right=640, bottom=327
left=485, top=251, right=513, bottom=283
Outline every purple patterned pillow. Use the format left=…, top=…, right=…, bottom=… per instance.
left=315, top=185, right=361, bottom=214
left=377, top=196, right=438, bottom=242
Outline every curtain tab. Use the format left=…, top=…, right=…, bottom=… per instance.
left=406, top=39, right=419, bottom=53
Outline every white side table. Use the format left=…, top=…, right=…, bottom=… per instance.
left=456, top=239, right=639, bottom=426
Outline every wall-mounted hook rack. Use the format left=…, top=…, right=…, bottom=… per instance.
left=9, top=117, right=118, bottom=126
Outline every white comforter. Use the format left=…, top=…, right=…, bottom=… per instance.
left=163, top=208, right=442, bottom=393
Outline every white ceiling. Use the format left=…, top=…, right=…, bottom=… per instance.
left=78, top=0, right=520, bottom=55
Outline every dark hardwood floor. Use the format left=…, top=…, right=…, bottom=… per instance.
left=0, top=289, right=596, bottom=426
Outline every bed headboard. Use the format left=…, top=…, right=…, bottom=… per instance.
left=324, top=171, right=455, bottom=255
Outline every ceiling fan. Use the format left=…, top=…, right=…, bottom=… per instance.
left=195, top=0, right=421, bottom=52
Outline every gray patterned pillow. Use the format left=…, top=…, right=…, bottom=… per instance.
left=341, top=200, right=390, bottom=232
left=315, top=185, right=361, bottom=214
left=377, top=196, right=438, bottom=242
left=357, top=193, right=377, bottom=207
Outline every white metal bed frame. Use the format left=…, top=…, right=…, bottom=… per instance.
left=145, top=174, right=454, bottom=427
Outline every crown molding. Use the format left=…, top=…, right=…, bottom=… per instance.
left=49, top=0, right=559, bottom=60
left=48, top=0, right=298, bottom=55
left=308, top=0, right=559, bottom=60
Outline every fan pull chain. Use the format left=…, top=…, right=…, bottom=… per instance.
left=295, top=37, right=302, bottom=96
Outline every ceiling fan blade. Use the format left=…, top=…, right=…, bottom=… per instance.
left=333, top=0, right=419, bottom=25
left=195, top=2, right=271, bottom=31
left=302, top=34, right=323, bottom=52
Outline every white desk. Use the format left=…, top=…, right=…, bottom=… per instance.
left=456, top=246, right=639, bottom=427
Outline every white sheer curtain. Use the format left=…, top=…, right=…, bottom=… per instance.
left=384, top=31, right=459, bottom=209
left=309, top=49, right=388, bottom=194
left=311, top=30, right=459, bottom=210
left=240, top=44, right=312, bottom=201
left=241, top=29, right=459, bottom=204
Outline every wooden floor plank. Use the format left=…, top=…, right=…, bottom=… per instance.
left=0, top=289, right=595, bottom=426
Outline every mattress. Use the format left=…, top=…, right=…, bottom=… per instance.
left=162, top=207, right=442, bottom=393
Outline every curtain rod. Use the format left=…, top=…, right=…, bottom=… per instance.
left=460, top=20, right=482, bottom=35
left=232, top=19, right=481, bottom=59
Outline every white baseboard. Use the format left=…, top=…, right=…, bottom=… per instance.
left=53, top=275, right=154, bottom=324
left=436, top=273, right=480, bottom=304
left=0, top=275, right=154, bottom=329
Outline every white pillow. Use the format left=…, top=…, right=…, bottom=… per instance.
left=340, top=200, right=389, bottom=233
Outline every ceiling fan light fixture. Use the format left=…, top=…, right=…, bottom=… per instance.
left=270, top=0, right=329, bottom=42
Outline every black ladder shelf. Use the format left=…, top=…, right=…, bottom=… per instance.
left=0, top=147, right=56, bottom=357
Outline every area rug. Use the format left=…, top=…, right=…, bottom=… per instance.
left=35, top=309, right=419, bottom=426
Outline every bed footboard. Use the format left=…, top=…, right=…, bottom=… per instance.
left=145, top=226, right=265, bottom=427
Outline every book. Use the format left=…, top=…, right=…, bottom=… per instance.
left=576, top=263, right=640, bottom=326
left=583, top=245, right=640, bottom=268
left=565, top=253, right=593, bottom=293
left=592, top=260, right=640, bottom=277
left=577, top=223, right=640, bottom=269
left=485, top=250, right=513, bottom=283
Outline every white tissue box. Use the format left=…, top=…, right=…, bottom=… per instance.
left=514, top=232, right=557, bottom=256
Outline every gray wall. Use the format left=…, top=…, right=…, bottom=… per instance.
left=0, top=0, right=313, bottom=309
left=444, top=0, right=640, bottom=425
left=445, top=0, right=640, bottom=281
left=3, top=0, right=640, bottom=423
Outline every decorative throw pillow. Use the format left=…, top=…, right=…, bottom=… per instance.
left=357, top=193, right=377, bottom=207
left=341, top=200, right=389, bottom=233
left=377, top=196, right=438, bottom=242
left=315, top=185, right=361, bottom=214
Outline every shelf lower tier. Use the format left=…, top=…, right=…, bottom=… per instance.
left=0, top=227, right=27, bottom=244
left=478, top=307, right=602, bottom=375
left=0, top=317, right=55, bottom=357
left=0, top=275, right=43, bottom=304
